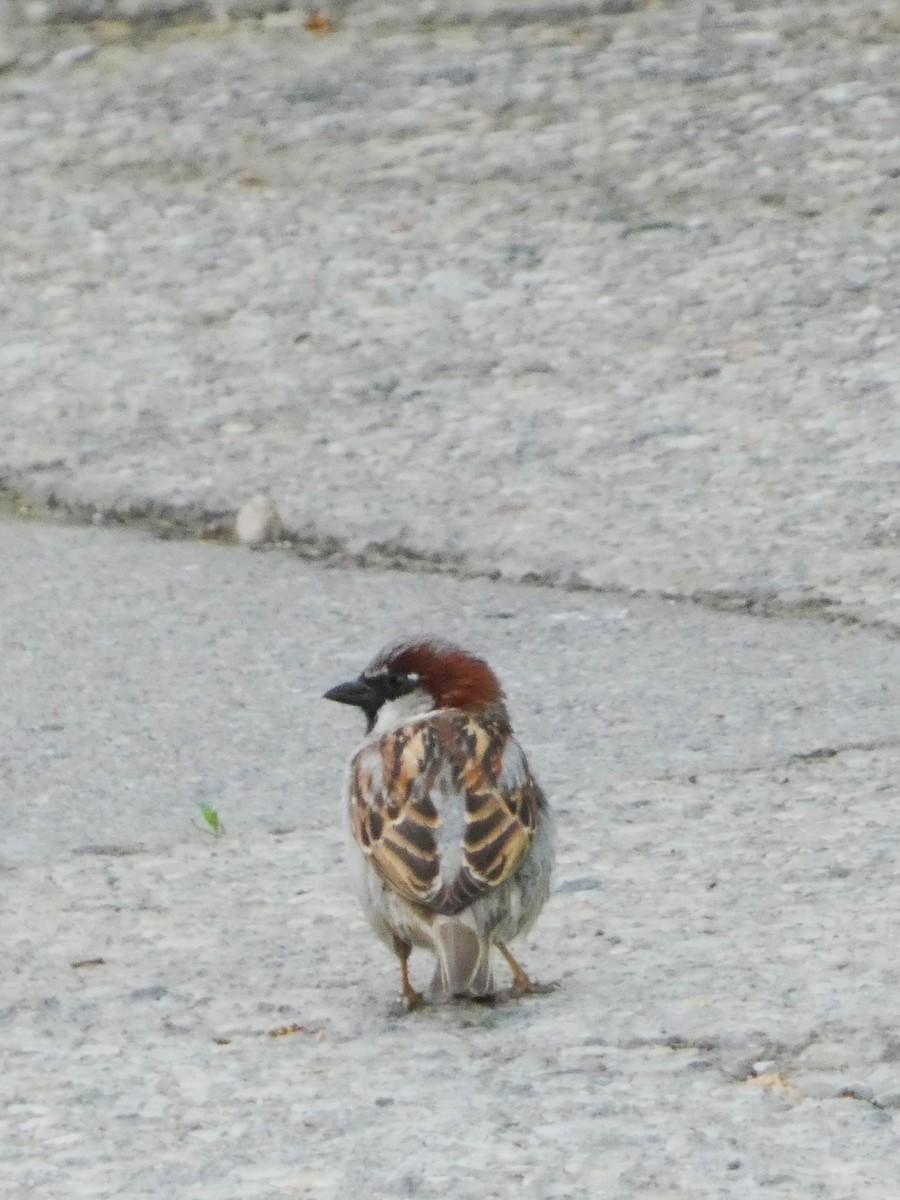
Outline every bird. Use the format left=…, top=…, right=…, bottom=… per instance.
left=324, top=637, right=554, bottom=1005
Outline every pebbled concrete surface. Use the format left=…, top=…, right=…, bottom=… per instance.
left=2, top=1, right=900, bottom=628
left=3, top=519, right=900, bottom=1198
left=3, top=4, right=900, bottom=1195
left=3, top=520, right=900, bottom=865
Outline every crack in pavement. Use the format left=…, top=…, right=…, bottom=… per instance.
left=3, top=483, right=900, bottom=643
left=652, top=737, right=900, bottom=787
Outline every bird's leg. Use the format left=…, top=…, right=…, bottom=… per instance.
left=496, top=940, right=532, bottom=990
left=496, top=941, right=557, bottom=996
left=394, top=938, right=426, bottom=1010
left=400, top=956, right=424, bottom=1007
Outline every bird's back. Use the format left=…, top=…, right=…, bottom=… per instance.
left=348, top=708, right=545, bottom=917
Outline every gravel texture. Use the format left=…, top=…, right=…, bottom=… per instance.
left=2, top=1, right=900, bottom=627
left=3, top=520, right=900, bottom=1198
left=3, top=4, right=900, bottom=1194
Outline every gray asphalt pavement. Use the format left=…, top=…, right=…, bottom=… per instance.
left=3, top=519, right=899, bottom=866
left=3, top=2, right=900, bottom=1196
left=2, top=0, right=900, bottom=629
left=3, top=518, right=900, bottom=1198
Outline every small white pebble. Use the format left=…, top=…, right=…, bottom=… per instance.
left=235, top=495, right=283, bottom=548
left=753, top=1060, right=776, bottom=1075
left=52, top=44, right=97, bottom=69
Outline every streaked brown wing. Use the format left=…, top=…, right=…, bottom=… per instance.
left=436, top=715, right=543, bottom=914
left=348, top=725, right=444, bottom=909
left=349, top=713, right=544, bottom=916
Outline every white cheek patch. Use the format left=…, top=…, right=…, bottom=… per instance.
left=371, top=687, right=435, bottom=735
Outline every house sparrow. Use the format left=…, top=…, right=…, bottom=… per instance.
left=324, top=637, right=554, bottom=1004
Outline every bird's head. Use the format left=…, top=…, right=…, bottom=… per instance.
left=324, top=638, right=504, bottom=734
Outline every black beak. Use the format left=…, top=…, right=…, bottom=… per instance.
left=323, top=677, right=378, bottom=709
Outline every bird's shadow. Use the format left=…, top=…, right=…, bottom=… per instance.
left=388, top=979, right=559, bottom=1018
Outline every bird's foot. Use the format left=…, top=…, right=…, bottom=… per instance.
left=402, top=987, right=428, bottom=1012
left=388, top=989, right=427, bottom=1017
left=511, top=978, right=559, bottom=998
left=495, top=941, right=559, bottom=998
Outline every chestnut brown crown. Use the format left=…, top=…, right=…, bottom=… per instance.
left=323, top=638, right=505, bottom=727
left=378, top=639, right=504, bottom=712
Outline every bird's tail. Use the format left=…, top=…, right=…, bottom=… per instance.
left=430, top=916, right=494, bottom=999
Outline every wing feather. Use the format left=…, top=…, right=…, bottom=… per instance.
left=349, top=726, right=443, bottom=908
left=348, top=712, right=545, bottom=916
